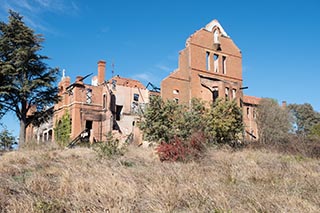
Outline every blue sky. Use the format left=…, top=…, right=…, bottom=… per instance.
left=1, top=0, right=320, bottom=137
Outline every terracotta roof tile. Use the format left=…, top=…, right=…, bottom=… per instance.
left=243, top=95, right=261, bottom=105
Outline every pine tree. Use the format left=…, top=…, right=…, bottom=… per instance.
left=0, top=10, right=59, bottom=145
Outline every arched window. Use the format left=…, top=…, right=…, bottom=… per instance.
left=213, top=29, right=220, bottom=44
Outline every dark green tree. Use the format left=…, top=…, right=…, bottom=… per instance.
left=0, top=10, right=59, bottom=145
left=206, top=99, right=243, bottom=144
left=256, top=98, right=292, bottom=144
left=139, top=95, right=180, bottom=143
left=139, top=96, right=243, bottom=145
left=288, top=103, right=320, bottom=137
left=0, top=127, right=16, bottom=150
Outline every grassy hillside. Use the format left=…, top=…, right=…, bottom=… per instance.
left=0, top=144, right=319, bottom=212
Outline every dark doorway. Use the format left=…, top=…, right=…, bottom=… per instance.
left=86, top=120, right=93, bottom=130
left=115, top=105, right=123, bottom=121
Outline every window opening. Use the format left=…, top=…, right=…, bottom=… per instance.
left=206, top=52, right=210, bottom=70
left=213, top=87, right=219, bottom=102
left=232, top=89, right=236, bottom=99
left=222, top=56, right=227, bottom=74
left=103, top=94, right=106, bottom=109
left=225, top=87, right=229, bottom=100
left=214, top=54, right=219, bottom=73
left=214, top=29, right=220, bottom=44
left=133, top=93, right=139, bottom=102
left=86, top=88, right=92, bottom=104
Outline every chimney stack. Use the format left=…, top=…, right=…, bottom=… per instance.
left=282, top=101, right=287, bottom=108
left=98, top=60, right=106, bottom=85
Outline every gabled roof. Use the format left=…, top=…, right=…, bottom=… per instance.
left=243, top=95, right=261, bottom=105
left=109, top=75, right=146, bottom=89
left=205, top=19, right=229, bottom=38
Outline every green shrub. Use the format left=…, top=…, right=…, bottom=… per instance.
left=93, top=132, right=125, bottom=159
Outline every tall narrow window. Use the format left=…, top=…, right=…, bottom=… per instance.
left=214, top=30, right=220, bottom=44
left=222, top=56, right=227, bottom=74
left=232, top=89, right=236, bottom=99
left=225, top=87, right=229, bottom=100
left=213, top=87, right=219, bottom=102
left=206, top=51, right=210, bottom=70
left=247, top=107, right=250, bottom=117
left=103, top=94, right=106, bottom=109
left=214, top=54, right=219, bottom=73
left=86, top=88, right=92, bottom=104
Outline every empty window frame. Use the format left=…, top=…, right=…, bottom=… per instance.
left=214, top=54, right=219, bottom=73
left=103, top=94, right=106, bottom=109
left=232, top=89, right=236, bottom=99
left=213, top=29, right=220, bottom=44
left=206, top=51, right=210, bottom=70
left=86, top=88, right=92, bottom=104
left=225, top=87, right=229, bottom=100
left=173, top=89, right=179, bottom=95
left=213, top=87, right=219, bottom=102
left=222, top=56, right=227, bottom=74
left=133, top=93, right=139, bottom=102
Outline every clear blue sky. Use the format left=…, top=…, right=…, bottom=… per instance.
left=1, top=0, right=320, bottom=137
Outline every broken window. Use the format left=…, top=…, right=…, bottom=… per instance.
left=225, top=87, right=229, bottom=100
left=173, top=89, right=179, bottom=95
left=214, top=54, right=219, bottom=73
left=206, top=51, right=210, bottom=70
left=213, top=87, right=219, bottom=102
left=133, top=93, right=139, bottom=102
left=232, top=89, right=236, bottom=99
left=86, top=88, right=92, bottom=104
left=222, top=56, right=227, bottom=74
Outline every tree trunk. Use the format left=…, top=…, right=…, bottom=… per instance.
left=19, top=118, right=26, bottom=146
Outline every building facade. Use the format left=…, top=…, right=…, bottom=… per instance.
left=161, top=19, right=260, bottom=140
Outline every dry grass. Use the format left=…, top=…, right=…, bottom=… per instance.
left=0, top=144, right=319, bottom=212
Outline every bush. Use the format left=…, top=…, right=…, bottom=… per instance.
left=156, top=132, right=207, bottom=162
left=93, top=132, right=125, bottom=159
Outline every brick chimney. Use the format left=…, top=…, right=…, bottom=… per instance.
left=98, top=60, right=106, bottom=85
left=282, top=101, right=287, bottom=108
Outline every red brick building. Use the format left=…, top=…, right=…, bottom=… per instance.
left=161, top=19, right=260, bottom=140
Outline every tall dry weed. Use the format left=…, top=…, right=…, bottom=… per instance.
left=0, top=146, right=319, bottom=212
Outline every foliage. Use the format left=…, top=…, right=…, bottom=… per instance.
left=256, top=98, right=292, bottom=144
left=206, top=99, right=243, bottom=144
left=140, top=96, right=243, bottom=147
left=156, top=132, right=207, bottom=162
left=93, top=132, right=125, bottom=159
left=0, top=10, right=59, bottom=145
left=139, top=95, right=180, bottom=143
left=54, top=111, right=71, bottom=147
left=0, top=127, right=16, bottom=150
left=309, top=123, right=320, bottom=140
left=288, top=103, right=320, bottom=138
